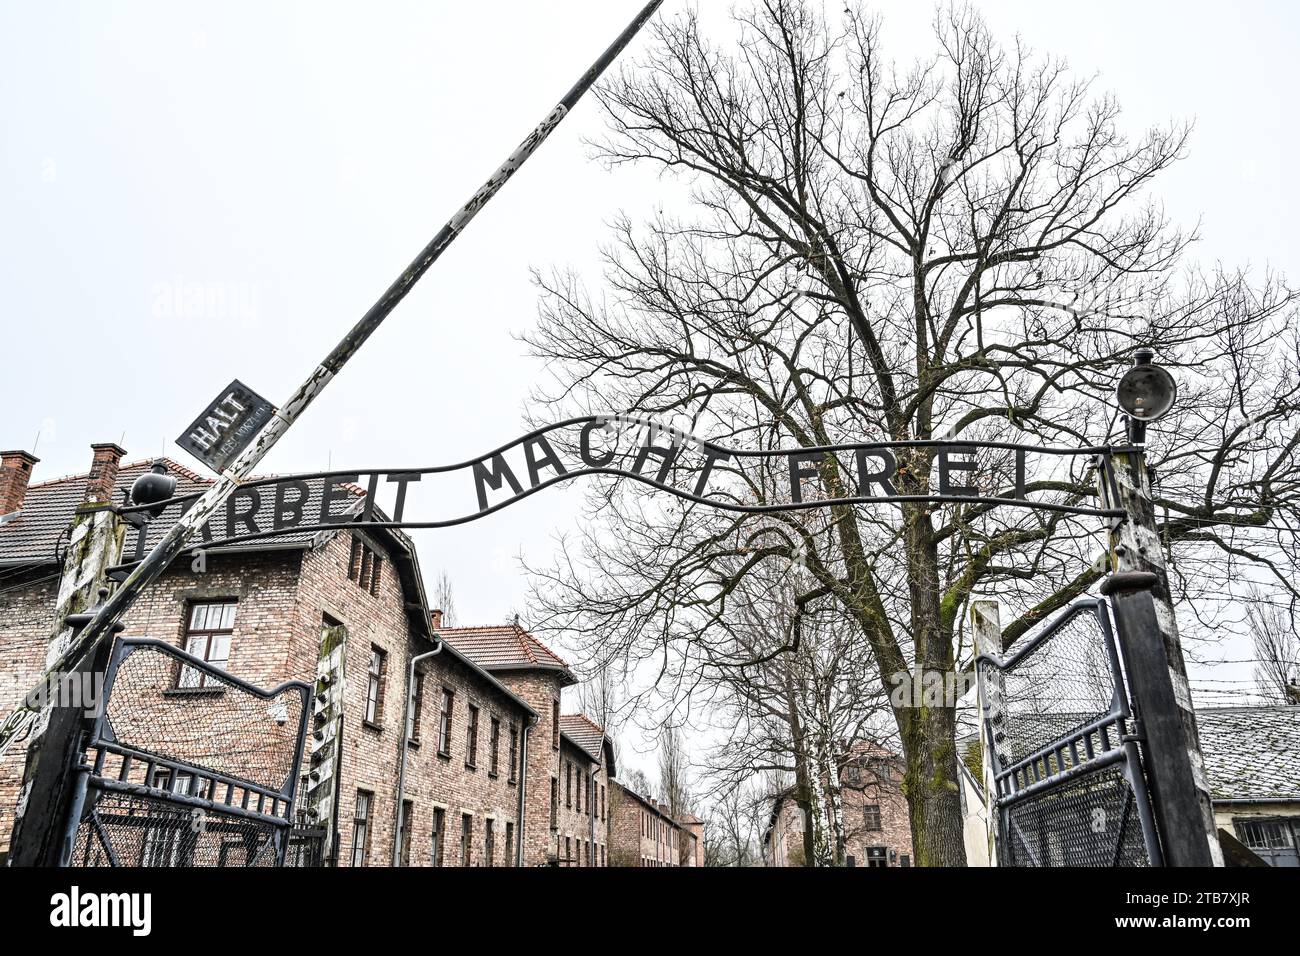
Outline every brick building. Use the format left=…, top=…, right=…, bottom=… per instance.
left=0, top=442, right=679, bottom=867
left=557, top=713, right=616, bottom=866
left=0, top=446, right=527, bottom=865
left=607, top=779, right=682, bottom=867
left=678, top=811, right=705, bottom=866
left=431, top=624, right=617, bottom=866
left=761, top=742, right=914, bottom=868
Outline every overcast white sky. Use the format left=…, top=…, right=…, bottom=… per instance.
left=3, top=1, right=1297, bottom=779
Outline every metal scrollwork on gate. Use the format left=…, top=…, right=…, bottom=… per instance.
left=67, top=638, right=310, bottom=867
left=975, top=597, right=1163, bottom=867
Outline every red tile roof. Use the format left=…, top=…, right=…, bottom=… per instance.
left=438, top=624, right=576, bottom=685
left=0, top=458, right=210, bottom=566
left=559, top=713, right=607, bottom=763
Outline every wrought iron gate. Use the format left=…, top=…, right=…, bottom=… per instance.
left=975, top=596, right=1163, bottom=866
left=66, top=638, right=311, bottom=867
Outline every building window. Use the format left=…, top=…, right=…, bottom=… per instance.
left=865, top=846, right=888, bottom=868
left=601, top=844, right=605, bottom=867
left=460, top=814, right=473, bottom=867
left=585, top=840, right=592, bottom=867
left=508, top=722, right=519, bottom=784
left=179, top=601, right=235, bottom=688
left=550, top=778, right=558, bottom=830
left=408, top=672, right=424, bottom=742
left=484, top=818, right=495, bottom=868
left=552, top=700, right=560, bottom=749
left=398, top=800, right=413, bottom=867
left=348, top=536, right=383, bottom=595
left=431, top=807, right=445, bottom=867
left=565, top=762, right=572, bottom=809
left=143, top=770, right=199, bottom=865
left=576, top=767, right=582, bottom=814
left=900, top=854, right=911, bottom=867
left=489, top=716, right=501, bottom=777
left=364, top=646, right=386, bottom=725
left=863, top=803, right=882, bottom=831
left=465, top=704, right=480, bottom=769
left=350, top=790, right=372, bottom=867
left=505, top=821, right=514, bottom=865
left=565, top=836, right=571, bottom=867
left=348, top=536, right=363, bottom=580
left=1236, top=819, right=1295, bottom=850
left=437, top=688, right=454, bottom=756
left=600, top=785, right=605, bottom=822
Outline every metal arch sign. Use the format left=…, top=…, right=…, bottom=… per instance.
left=148, top=415, right=1127, bottom=549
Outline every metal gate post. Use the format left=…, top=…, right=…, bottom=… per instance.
left=1100, top=448, right=1222, bottom=865
left=8, top=591, right=124, bottom=867
left=1102, top=572, right=1216, bottom=867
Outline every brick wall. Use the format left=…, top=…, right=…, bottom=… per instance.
left=608, top=779, right=680, bottom=867
left=0, top=572, right=58, bottom=855
left=681, top=821, right=703, bottom=866
left=841, top=757, right=913, bottom=868
left=493, top=670, right=565, bottom=865
left=552, top=737, right=609, bottom=866
left=374, top=647, right=530, bottom=868
left=0, top=527, right=536, bottom=867
left=763, top=755, right=915, bottom=867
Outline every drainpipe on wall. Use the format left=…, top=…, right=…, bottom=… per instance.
left=589, top=761, right=598, bottom=865
left=393, top=642, right=443, bottom=867
left=516, top=715, right=535, bottom=866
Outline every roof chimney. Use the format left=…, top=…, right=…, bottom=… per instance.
left=0, top=450, right=39, bottom=516
left=431, top=608, right=443, bottom=630
left=83, top=443, right=127, bottom=506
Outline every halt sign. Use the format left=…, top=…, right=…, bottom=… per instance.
left=176, top=379, right=276, bottom=474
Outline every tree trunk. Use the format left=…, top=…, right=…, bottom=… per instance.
left=783, top=677, right=818, bottom=867
left=807, top=736, right=833, bottom=866
left=896, top=494, right=967, bottom=866
left=825, top=748, right=847, bottom=865
left=900, top=703, right=966, bottom=866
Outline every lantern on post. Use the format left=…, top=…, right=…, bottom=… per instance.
left=1116, top=348, right=1177, bottom=444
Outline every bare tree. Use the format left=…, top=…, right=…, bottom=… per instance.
left=526, top=1, right=1300, bottom=864
left=695, top=558, right=891, bottom=865
left=707, top=781, right=763, bottom=867
left=623, top=766, right=654, bottom=799
left=657, top=721, right=691, bottom=817
left=431, top=569, right=458, bottom=628
left=1246, top=590, right=1300, bottom=704
left=578, top=660, right=626, bottom=769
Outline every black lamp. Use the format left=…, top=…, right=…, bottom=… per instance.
left=129, top=459, right=177, bottom=518
left=1116, top=349, right=1177, bottom=444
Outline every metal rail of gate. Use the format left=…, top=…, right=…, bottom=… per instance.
left=66, top=638, right=311, bottom=867
left=975, top=597, right=1163, bottom=866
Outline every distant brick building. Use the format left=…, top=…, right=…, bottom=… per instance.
left=678, top=811, right=705, bottom=866
left=0, top=442, right=688, bottom=868
left=608, top=779, right=682, bottom=866
left=761, top=742, right=913, bottom=868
